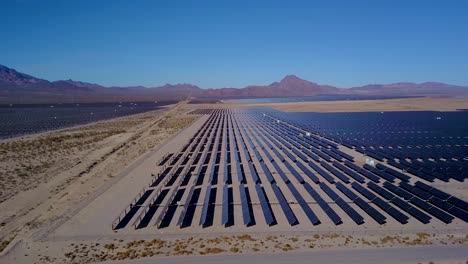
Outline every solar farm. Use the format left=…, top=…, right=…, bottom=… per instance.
left=98, top=108, right=468, bottom=234
left=0, top=101, right=175, bottom=139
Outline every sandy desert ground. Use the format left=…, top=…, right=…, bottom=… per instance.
left=0, top=98, right=467, bottom=264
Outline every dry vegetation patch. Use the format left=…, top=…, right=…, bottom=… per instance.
left=55, top=232, right=468, bottom=263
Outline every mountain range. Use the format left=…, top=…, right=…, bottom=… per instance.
left=1, top=64, right=467, bottom=104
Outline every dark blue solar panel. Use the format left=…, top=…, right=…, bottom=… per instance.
left=426, top=205, right=454, bottom=224
left=370, top=168, right=396, bottom=182
left=292, top=148, right=309, bottom=162
left=411, top=186, right=433, bottom=200
left=351, top=182, right=377, bottom=201
left=354, top=197, right=387, bottom=224
left=302, top=148, right=321, bottom=162
left=323, top=149, right=344, bottom=161
left=303, top=182, right=342, bottom=225
left=382, top=181, right=413, bottom=200
left=271, top=161, right=290, bottom=183
left=296, top=160, right=320, bottom=183
left=357, top=168, right=380, bottom=183
left=332, top=161, right=365, bottom=183
left=335, top=182, right=358, bottom=201
left=285, top=182, right=320, bottom=225
left=330, top=148, right=354, bottom=161
left=373, top=197, right=409, bottom=224
left=308, top=161, right=335, bottom=183
left=159, top=188, right=186, bottom=228
left=222, top=185, right=230, bottom=225
left=367, top=182, right=395, bottom=200
left=262, top=148, right=275, bottom=161
left=282, top=148, right=297, bottom=162
left=255, top=184, right=276, bottom=226
left=447, top=196, right=468, bottom=212
left=320, top=161, right=350, bottom=183
left=284, top=162, right=305, bottom=183
left=377, top=163, right=410, bottom=182
left=199, top=186, right=213, bottom=226
left=319, top=182, right=339, bottom=201
left=272, top=147, right=285, bottom=162
left=335, top=198, right=364, bottom=224
left=247, top=162, right=261, bottom=184
left=259, top=162, right=275, bottom=183
left=239, top=184, right=254, bottom=226
left=177, top=186, right=195, bottom=227
left=447, top=206, right=468, bottom=222
left=271, top=183, right=298, bottom=225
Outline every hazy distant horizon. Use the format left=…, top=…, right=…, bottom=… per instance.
left=2, top=0, right=468, bottom=88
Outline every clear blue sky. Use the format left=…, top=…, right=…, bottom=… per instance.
left=1, top=0, right=467, bottom=88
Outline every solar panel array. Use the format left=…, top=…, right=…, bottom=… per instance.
left=0, top=102, right=176, bottom=139
left=112, top=108, right=468, bottom=231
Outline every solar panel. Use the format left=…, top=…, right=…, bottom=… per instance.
left=370, top=168, right=396, bottom=182
left=179, top=188, right=201, bottom=228
left=247, top=162, right=261, bottom=184
left=323, top=149, right=344, bottom=161
left=447, top=196, right=468, bottom=212
left=330, top=148, right=354, bottom=161
left=343, top=160, right=360, bottom=171
left=296, top=160, right=320, bottom=183
left=357, top=168, right=380, bottom=183
left=243, top=148, right=252, bottom=162
left=285, top=182, right=320, bottom=225
left=134, top=189, right=169, bottom=229
left=335, top=182, right=358, bottom=201
left=427, top=187, right=451, bottom=200
left=282, top=148, right=297, bottom=162
left=354, top=197, right=387, bottom=224
left=373, top=197, right=409, bottom=224
left=199, top=186, right=213, bottom=226
left=236, top=163, right=246, bottom=184
left=284, top=162, right=305, bottom=183
left=302, top=148, right=321, bottom=162
left=311, top=148, right=332, bottom=161
left=377, top=163, right=410, bottom=181
left=209, top=165, right=219, bottom=185
left=272, top=147, right=285, bottom=162
left=404, top=205, right=432, bottom=224
left=303, top=182, right=342, bottom=225
left=335, top=198, right=364, bottom=224
left=271, top=183, right=298, bottom=225
left=351, top=182, right=377, bottom=201
left=262, top=147, right=275, bottom=162
left=367, top=182, right=395, bottom=200
left=159, top=188, right=186, bottom=228
left=447, top=206, right=468, bottom=222
left=320, top=161, right=350, bottom=183
left=176, top=186, right=195, bottom=227
left=332, top=161, right=365, bottom=183
left=382, top=181, right=413, bottom=200
left=271, top=161, right=291, bottom=183
left=308, top=161, right=335, bottom=183
left=410, top=186, right=433, bottom=200
left=319, top=182, right=340, bottom=201
left=292, top=148, right=308, bottom=162
left=259, top=162, right=276, bottom=183
left=221, top=185, right=233, bottom=226
left=239, top=184, right=254, bottom=226
left=255, top=184, right=277, bottom=226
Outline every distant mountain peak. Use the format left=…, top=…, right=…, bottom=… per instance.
left=280, top=74, right=306, bottom=83
left=0, top=64, right=43, bottom=84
